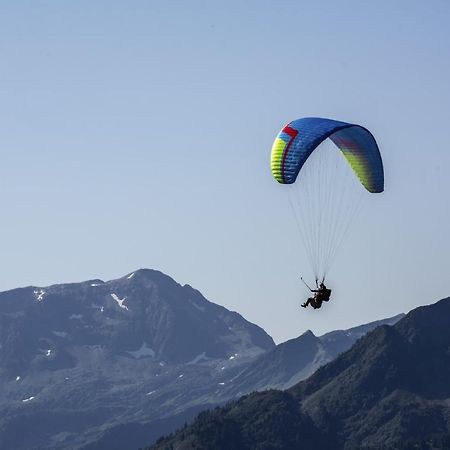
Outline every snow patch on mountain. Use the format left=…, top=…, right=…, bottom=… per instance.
left=52, top=331, right=68, bottom=338
left=110, top=293, right=129, bottom=310
left=69, top=314, right=83, bottom=320
left=126, top=343, right=156, bottom=359
left=34, top=289, right=46, bottom=302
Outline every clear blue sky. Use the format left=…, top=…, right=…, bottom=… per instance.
left=1, top=1, right=449, bottom=342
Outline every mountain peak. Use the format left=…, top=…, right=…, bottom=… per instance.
left=116, top=268, right=177, bottom=284
left=0, top=269, right=275, bottom=373
left=301, top=329, right=316, bottom=339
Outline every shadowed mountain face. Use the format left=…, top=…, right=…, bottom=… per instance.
left=0, top=269, right=274, bottom=450
left=151, top=297, right=450, bottom=450
left=221, top=314, right=404, bottom=396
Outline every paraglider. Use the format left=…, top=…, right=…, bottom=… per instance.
left=301, top=281, right=331, bottom=309
left=270, top=117, right=384, bottom=309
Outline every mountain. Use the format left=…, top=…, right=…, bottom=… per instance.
left=0, top=268, right=407, bottom=450
left=0, top=268, right=274, bottom=371
left=150, top=297, right=450, bottom=450
left=220, top=314, right=404, bottom=396
left=0, top=269, right=274, bottom=450
left=84, top=313, right=403, bottom=449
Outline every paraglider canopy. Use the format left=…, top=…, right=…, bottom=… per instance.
left=271, top=117, right=384, bottom=193
left=270, top=117, right=384, bottom=282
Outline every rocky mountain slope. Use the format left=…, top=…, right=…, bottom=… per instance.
left=0, top=269, right=274, bottom=450
left=151, top=297, right=450, bottom=450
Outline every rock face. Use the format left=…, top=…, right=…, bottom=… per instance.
left=151, top=297, right=450, bottom=450
left=0, top=269, right=274, bottom=450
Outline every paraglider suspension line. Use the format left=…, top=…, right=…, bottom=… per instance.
left=300, top=277, right=313, bottom=291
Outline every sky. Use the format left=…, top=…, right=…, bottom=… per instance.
left=1, top=0, right=449, bottom=343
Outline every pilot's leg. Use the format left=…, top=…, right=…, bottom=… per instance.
left=311, top=299, right=322, bottom=309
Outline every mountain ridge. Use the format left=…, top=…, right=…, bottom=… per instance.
left=150, top=297, right=450, bottom=450
left=0, top=268, right=408, bottom=450
left=219, top=313, right=404, bottom=396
